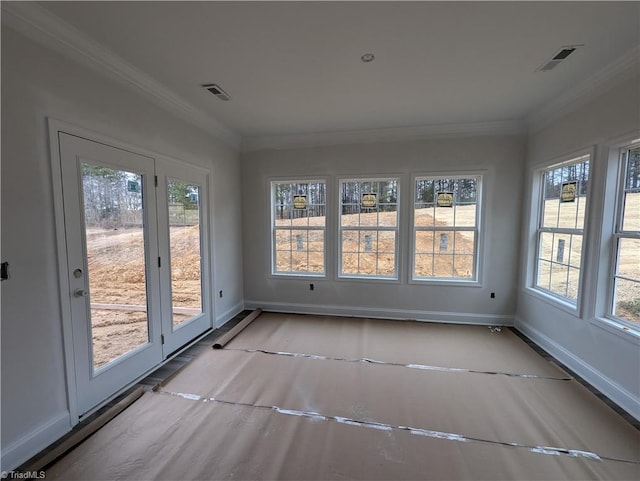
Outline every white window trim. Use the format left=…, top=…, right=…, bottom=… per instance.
left=337, top=176, right=401, bottom=281
left=589, top=316, right=640, bottom=345
left=610, top=143, right=640, bottom=322
left=269, top=177, right=328, bottom=278
left=409, top=172, right=484, bottom=286
left=525, top=148, right=593, bottom=316
left=593, top=135, right=640, bottom=336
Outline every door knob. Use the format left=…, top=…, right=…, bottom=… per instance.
left=74, top=289, right=88, bottom=298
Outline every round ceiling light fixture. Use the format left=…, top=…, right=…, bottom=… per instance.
left=361, top=53, right=375, bottom=63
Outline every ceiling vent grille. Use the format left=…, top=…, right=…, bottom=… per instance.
left=203, top=84, right=231, bottom=101
left=537, top=45, right=582, bottom=72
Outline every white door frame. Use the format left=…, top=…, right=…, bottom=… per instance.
left=48, top=118, right=216, bottom=423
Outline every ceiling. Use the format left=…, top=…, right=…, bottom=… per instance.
left=26, top=2, right=640, bottom=143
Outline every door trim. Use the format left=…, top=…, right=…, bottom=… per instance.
left=49, top=119, right=79, bottom=424
left=48, top=118, right=216, bottom=423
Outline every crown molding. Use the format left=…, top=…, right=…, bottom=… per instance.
left=4, top=2, right=635, bottom=151
left=242, top=119, right=526, bottom=152
left=1, top=2, right=241, bottom=149
left=526, top=44, right=640, bottom=134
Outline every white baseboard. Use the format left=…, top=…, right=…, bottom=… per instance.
left=515, top=317, right=640, bottom=421
left=215, top=301, right=245, bottom=328
left=1, top=412, right=71, bottom=472
left=244, top=300, right=513, bottom=326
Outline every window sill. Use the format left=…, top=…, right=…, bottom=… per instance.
left=409, top=278, right=482, bottom=288
left=336, top=275, right=400, bottom=284
left=270, top=272, right=326, bottom=279
left=524, top=286, right=580, bottom=317
left=590, top=317, right=640, bottom=345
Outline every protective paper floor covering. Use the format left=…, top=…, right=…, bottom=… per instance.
left=46, top=313, right=640, bottom=480
left=224, top=313, right=567, bottom=377
left=161, top=349, right=640, bottom=463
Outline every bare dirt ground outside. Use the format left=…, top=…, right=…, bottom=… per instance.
left=86, top=225, right=201, bottom=367
left=87, top=194, right=639, bottom=367
left=275, top=206, right=476, bottom=278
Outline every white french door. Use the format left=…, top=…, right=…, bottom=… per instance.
left=156, top=158, right=212, bottom=355
left=57, top=132, right=212, bottom=416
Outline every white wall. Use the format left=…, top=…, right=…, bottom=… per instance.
left=1, top=27, right=243, bottom=470
left=516, top=74, right=640, bottom=420
left=241, top=134, right=525, bottom=323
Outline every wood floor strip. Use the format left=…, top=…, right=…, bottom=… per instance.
left=25, top=386, right=145, bottom=472
left=212, top=308, right=262, bottom=349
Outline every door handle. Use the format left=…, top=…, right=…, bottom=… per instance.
left=73, top=288, right=88, bottom=298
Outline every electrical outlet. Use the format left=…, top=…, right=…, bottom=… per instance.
left=490, top=292, right=495, bottom=299
left=219, top=290, right=223, bottom=298
left=309, top=283, right=314, bottom=291
left=0, top=262, right=8, bottom=281
left=0, top=262, right=9, bottom=281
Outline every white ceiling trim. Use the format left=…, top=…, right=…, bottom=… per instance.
left=1, top=2, right=241, bottom=149
left=526, top=44, right=640, bottom=134
left=241, top=120, right=526, bottom=152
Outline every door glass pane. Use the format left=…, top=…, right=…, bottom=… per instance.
left=168, top=180, right=203, bottom=327
left=81, top=163, right=149, bottom=370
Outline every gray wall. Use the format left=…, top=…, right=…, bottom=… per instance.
left=1, top=27, right=243, bottom=469
left=516, top=74, right=640, bottom=419
left=241, top=135, right=525, bottom=323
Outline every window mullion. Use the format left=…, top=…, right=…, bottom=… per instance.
left=554, top=169, right=562, bottom=230
left=564, top=234, right=571, bottom=298
left=540, top=227, right=582, bottom=235
left=431, top=224, right=436, bottom=276
left=615, top=273, right=639, bottom=284
left=615, top=232, right=640, bottom=240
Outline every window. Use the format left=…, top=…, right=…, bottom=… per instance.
left=610, top=144, right=640, bottom=327
left=535, top=154, right=590, bottom=302
left=271, top=180, right=326, bottom=276
left=413, top=175, right=481, bottom=281
left=339, top=178, right=399, bottom=279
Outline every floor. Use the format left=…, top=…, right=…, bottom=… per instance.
left=17, top=310, right=250, bottom=472
left=36, top=312, right=640, bottom=480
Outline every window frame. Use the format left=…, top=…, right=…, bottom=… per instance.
left=337, top=176, right=401, bottom=281
left=606, top=141, right=640, bottom=330
left=270, top=178, right=328, bottom=278
left=528, top=151, right=591, bottom=313
left=410, top=173, right=483, bottom=285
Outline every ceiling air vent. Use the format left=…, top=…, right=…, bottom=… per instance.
left=537, top=45, right=582, bottom=72
left=202, top=83, right=231, bottom=101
